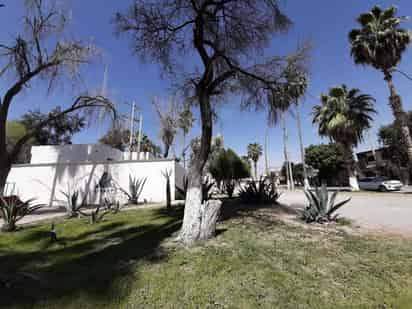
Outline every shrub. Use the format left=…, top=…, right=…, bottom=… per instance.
left=301, top=185, right=351, bottom=223
left=0, top=196, right=44, bottom=232
left=209, top=148, right=250, bottom=198
left=239, top=178, right=281, bottom=204
left=119, top=175, right=147, bottom=205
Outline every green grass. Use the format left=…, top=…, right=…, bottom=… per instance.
left=1, top=203, right=412, bottom=308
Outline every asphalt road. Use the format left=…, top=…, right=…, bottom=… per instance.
left=279, top=189, right=412, bottom=235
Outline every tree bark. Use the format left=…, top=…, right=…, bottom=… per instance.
left=0, top=154, right=11, bottom=196
left=343, top=145, right=359, bottom=191
left=179, top=92, right=220, bottom=244
left=254, top=161, right=258, bottom=179
left=199, top=200, right=221, bottom=240
left=296, top=105, right=309, bottom=189
left=384, top=72, right=412, bottom=163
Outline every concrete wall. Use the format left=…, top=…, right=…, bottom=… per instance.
left=7, top=159, right=186, bottom=206
left=30, top=144, right=123, bottom=164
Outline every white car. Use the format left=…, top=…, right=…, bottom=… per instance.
left=358, top=177, right=403, bottom=192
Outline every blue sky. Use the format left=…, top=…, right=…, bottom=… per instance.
left=2, top=0, right=412, bottom=173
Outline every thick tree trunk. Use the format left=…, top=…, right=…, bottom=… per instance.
left=343, top=146, right=359, bottom=191
left=296, top=105, right=309, bottom=189
left=199, top=200, right=221, bottom=240
left=384, top=73, right=412, bottom=163
left=0, top=153, right=11, bottom=196
left=254, top=161, right=258, bottom=179
left=179, top=93, right=220, bottom=244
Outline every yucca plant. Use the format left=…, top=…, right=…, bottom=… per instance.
left=60, top=189, right=84, bottom=218
left=0, top=196, right=44, bottom=232
left=239, top=178, right=281, bottom=204
left=119, top=175, right=147, bottom=205
left=301, top=185, right=351, bottom=223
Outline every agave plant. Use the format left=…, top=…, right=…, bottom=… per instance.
left=119, top=175, right=147, bottom=205
left=0, top=196, right=44, bottom=232
left=239, top=178, right=281, bottom=204
left=301, top=185, right=351, bottom=223
left=60, top=188, right=84, bottom=218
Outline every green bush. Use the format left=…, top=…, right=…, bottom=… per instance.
left=301, top=185, right=351, bottom=223
left=0, top=196, right=44, bottom=232
left=209, top=148, right=250, bottom=198
left=239, top=178, right=281, bottom=204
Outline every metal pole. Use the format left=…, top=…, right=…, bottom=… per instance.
left=137, top=113, right=143, bottom=159
left=129, top=101, right=136, bottom=160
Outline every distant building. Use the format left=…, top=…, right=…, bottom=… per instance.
left=356, top=147, right=390, bottom=177
left=356, top=147, right=409, bottom=183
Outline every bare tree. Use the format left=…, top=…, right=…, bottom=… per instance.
left=116, top=0, right=307, bottom=244
left=0, top=0, right=115, bottom=194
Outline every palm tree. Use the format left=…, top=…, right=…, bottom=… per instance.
left=349, top=5, right=412, bottom=162
left=247, top=143, right=263, bottom=179
left=313, top=85, right=376, bottom=191
left=285, top=67, right=309, bottom=188
left=178, top=109, right=195, bottom=168
left=152, top=98, right=178, bottom=158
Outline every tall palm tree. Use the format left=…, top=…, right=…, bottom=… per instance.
left=313, top=85, right=376, bottom=191
left=178, top=109, right=195, bottom=168
left=247, top=143, right=263, bottom=179
left=349, top=5, right=412, bottom=162
left=285, top=66, right=309, bottom=188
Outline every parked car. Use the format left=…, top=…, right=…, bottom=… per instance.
left=358, top=177, right=402, bottom=192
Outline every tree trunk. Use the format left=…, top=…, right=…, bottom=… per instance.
left=343, top=145, right=359, bottom=191
left=282, top=114, right=292, bottom=190
left=296, top=105, right=309, bottom=189
left=384, top=72, right=412, bottom=163
left=199, top=199, right=221, bottom=240
left=182, top=133, right=186, bottom=169
left=0, top=154, right=11, bottom=196
left=254, top=161, right=258, bottom=180
left=179, top=93, right=220, bottom=244
left=166, top=176, right=171, bottom=209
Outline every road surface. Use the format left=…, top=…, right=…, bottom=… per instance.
left=279, top=190, right=412, bottom=236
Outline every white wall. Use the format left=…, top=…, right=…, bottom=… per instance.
left=7, top=159, right=185, bottom=206
left=30, top=144, right=123, bottom=164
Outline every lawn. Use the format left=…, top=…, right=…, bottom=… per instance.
left=1, top=202, right=412, bottom=308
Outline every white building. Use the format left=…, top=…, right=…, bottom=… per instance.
left=7, top=144, right=185, bottom=206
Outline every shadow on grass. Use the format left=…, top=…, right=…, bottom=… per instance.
left=0, top=208, right=183, bottom=307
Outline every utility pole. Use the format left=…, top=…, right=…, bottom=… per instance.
left=129, top=101, right=136, bottom=160
left=136, top=113, right=143, bottom=158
